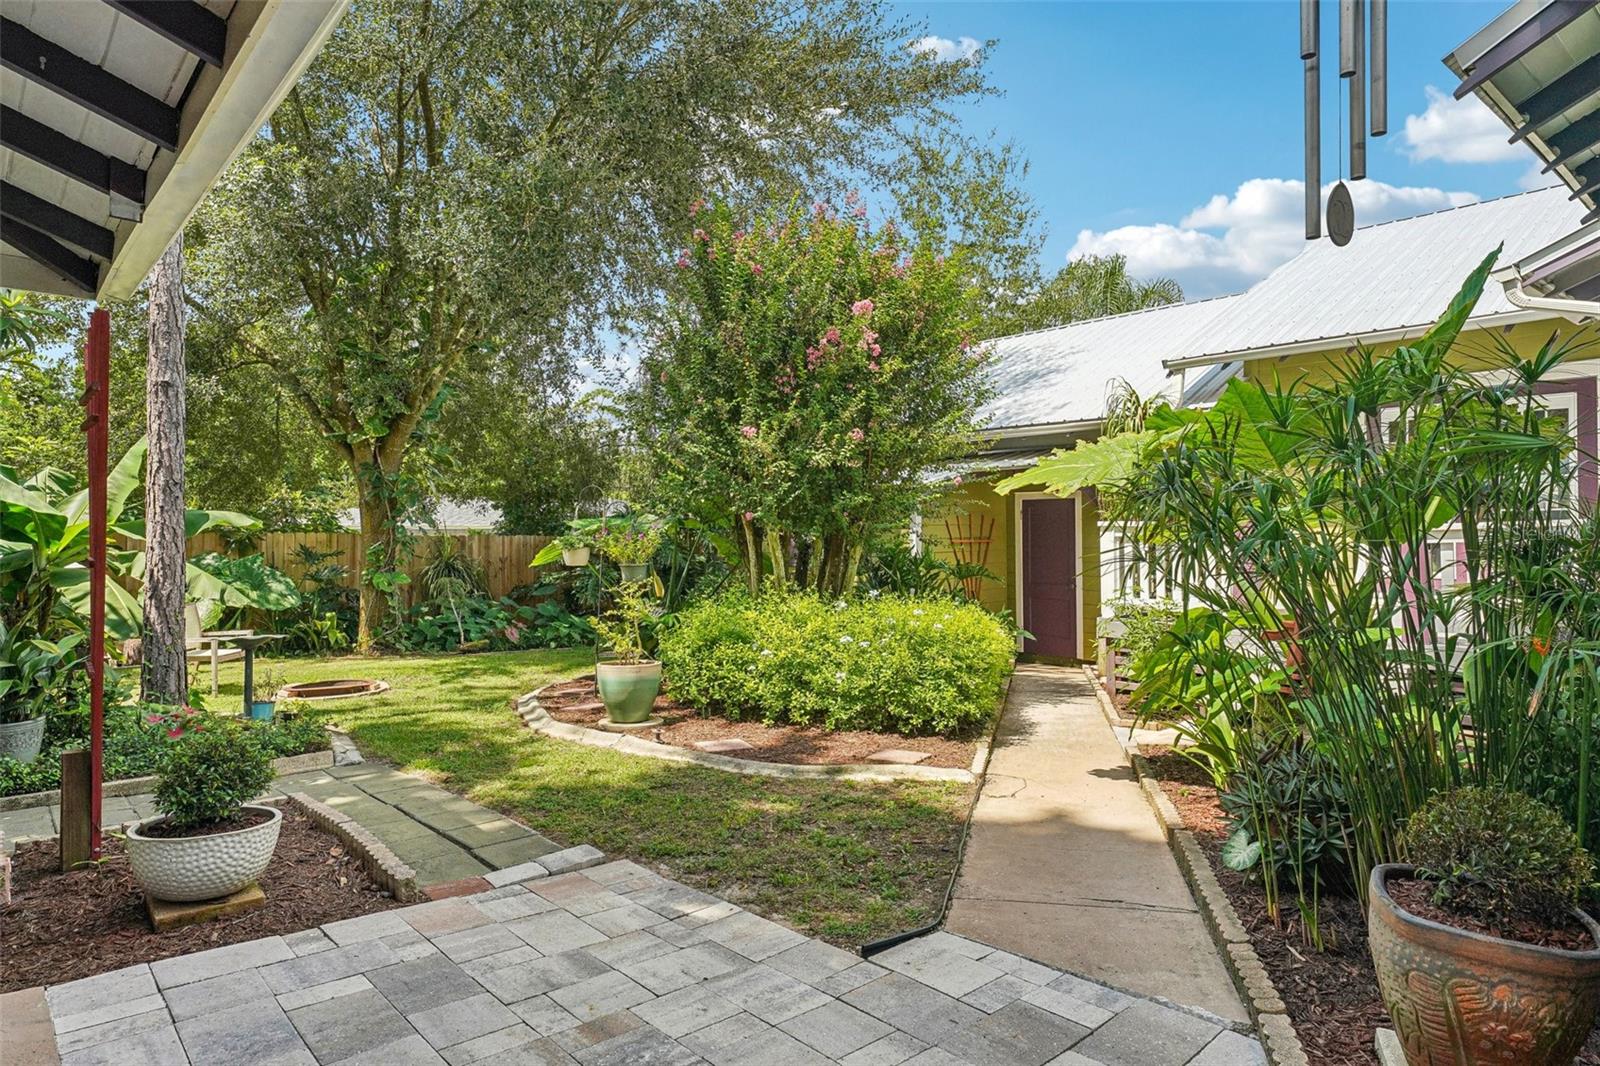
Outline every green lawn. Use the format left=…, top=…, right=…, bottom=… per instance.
left=197, top=649, right=972, bottom=945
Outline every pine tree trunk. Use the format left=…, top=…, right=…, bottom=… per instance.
left=142, top=237, right=188, bottom=704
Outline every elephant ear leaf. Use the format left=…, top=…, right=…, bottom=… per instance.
left=1221, top=828, right=1263, bottom=872
left=188, top=552, right=301, bottom=611
left=48, top=565, right=143, bottom=639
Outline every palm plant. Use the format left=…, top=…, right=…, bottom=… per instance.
left=1001, top=250, right=1599, bottom=938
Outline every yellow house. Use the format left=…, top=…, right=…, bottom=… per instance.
left=939, top=187, right=1600, bottom=663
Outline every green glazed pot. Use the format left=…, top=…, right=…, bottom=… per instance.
left=595, top=661, right=662, bottom=724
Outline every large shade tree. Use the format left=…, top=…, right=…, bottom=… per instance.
left=188, top=0, right=1005, bottom=647
left=983, top=253, right=1183, bottom=338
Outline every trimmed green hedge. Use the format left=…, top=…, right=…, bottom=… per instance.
left=658, top=590, right=1014, bottom=736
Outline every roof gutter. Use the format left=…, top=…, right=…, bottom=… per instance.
left=979, top=418, right=1103, bottom=440
left=1161, top=308, right=1550, bottom=372
left=1498, top=267, right=1600, bottom=321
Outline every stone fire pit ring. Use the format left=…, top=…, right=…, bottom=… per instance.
left=275, top=679, right=391, bottom=702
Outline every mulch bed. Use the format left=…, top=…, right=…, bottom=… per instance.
left=539, top=676, right=979, bottom=769
left=0, top=803, right=400, bottom=993
left=1138, top=746, right=1600, bottom=1066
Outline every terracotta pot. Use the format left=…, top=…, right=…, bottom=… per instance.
left=595, top=660, right=662, bottom=724
left=125, top=804, right=283, bottom=902
left=1367, top=863, right=1600, bottom=1066
left=1262, top=619, right=1308, bottom=672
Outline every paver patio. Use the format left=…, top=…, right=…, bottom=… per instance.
left=14, top=855, right=1263, bottom=1065
left=0, top=763, right=564, bottom=887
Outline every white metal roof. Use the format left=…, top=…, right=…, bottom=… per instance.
left=1164, top=187, right=1587, bottom=369
left=980, top=188, right=1588, bottom=427
left=337, top=499, right=505, bottom=534
left=979, top=293, right=1245, bottom=430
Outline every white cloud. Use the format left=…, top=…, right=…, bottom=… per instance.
left=1068, top=178, right=1478, bottom=297
left=1401, top=86, right=1523, bottom=164
left=1517, top=160, right=1562, bottom=191
left=910, top=35, right=981, bottom=62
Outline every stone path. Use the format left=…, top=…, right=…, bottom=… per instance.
left=17, top=854, right=1264, bottom=1065
left=946, top=664, right=1249, bottom=1024
left=0, top=763, right=563, bottom=887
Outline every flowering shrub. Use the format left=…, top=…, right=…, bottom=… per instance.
left=635, top=197, right=991, bottom=596
left=659, top=590, right=1014, bottom=735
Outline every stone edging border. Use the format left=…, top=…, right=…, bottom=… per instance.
left=287, top=791, right=424, bottom=904
left=513, top=675, right=1017, bottom=785
left=0, top=747, right=337, bottom=814
left=1084, top=666, right=1311, bottom=1066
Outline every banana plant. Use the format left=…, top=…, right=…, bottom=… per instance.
left=0, top=438, right=264, bottom=640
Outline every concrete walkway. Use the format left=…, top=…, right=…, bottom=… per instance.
left=10, top=856, right=1264, bottom=1066
left=946, top=664, right=1249, bottom=1024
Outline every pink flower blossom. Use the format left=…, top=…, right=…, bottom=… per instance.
left=692, top=228, right=707, bottom=242
left=823, top=328, right=841, bottom=346
left=868, top=360, right=879, bottom=372
left=953, top=474, right=963, bottom=486
left=751, top=263, right=763, bottom=275
left=851, top=299, right=874, bottom=317
left=813, top=202, right=828, bottom=217
left=742, top=511, right=755, bottom=522
left=689, top=198, right=705, bottom=216
left=740, top=425, right=758, bottom=439
left=870, top=343, right=881, bottom=357
left=849, top=427, right=865, bottom=442
left=853, top=206, right=867, bottom=219
left=806, top=346, right=823, bottom=370
left=675, top=255, right=690, bottom=268
left=845, top=189, right=861, bottom=206
left=167, top=728, right=184, bottom=739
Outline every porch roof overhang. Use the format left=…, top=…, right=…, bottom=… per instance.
left=1446, top=0, right=1600, bottom=312
left=1, top=0, right=348, bottom=301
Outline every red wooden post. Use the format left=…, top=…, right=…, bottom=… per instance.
left=82, top=308, right=110, bottom=857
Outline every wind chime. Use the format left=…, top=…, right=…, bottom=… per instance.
left=1302, top=0, right=1388, bottom=246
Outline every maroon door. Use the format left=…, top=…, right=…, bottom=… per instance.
left=1021, top=497, right=1078, bottom=658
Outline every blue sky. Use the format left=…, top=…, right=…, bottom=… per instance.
left=894, top=1, right=1549, bottom=297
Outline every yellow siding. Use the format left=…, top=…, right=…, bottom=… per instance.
left=928, top=478, right=1099, bottom=660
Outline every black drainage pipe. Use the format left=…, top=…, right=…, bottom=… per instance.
left=857, top=676, right=1011, bottom=959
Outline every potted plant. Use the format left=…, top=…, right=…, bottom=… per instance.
left=124, top=717, right=280, bottom=901
left=1368, top=787, right=1600, bottom=1066
left=249, top=667, right=283, bottom=720
left=0, top=624, right=81, bottom=765
left=557, top=532, right=592, bottom=568
left=598, top=523, right=663, bottom=583
left=589, top=579, right=662, bottom=723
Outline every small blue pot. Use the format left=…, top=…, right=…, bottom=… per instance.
left=248, top=700, right=276, bottom=721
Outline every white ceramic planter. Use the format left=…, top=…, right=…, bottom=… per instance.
left=125, top=803, right=283, bottom=901
left=562, top=546, right=591, bottom=567
left=0, top=716, right=46, bottom=765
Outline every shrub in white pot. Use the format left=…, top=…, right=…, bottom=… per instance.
left=125, top=718, right=280, bottom=901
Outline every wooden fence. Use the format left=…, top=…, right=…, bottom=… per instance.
left=175, top=531, right=556, bottom=606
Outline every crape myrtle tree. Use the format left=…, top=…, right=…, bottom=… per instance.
left=636, top=199, right=991, bottom=596
left=186, top=0, right=1003, bottom=649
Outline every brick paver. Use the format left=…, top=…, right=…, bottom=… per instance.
left=30, top=856, right=1263, bottom=1066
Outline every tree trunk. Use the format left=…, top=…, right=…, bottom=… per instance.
left=355, top=473, right=392, bottom=653
left=142, top=237, right=188, bottom=704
